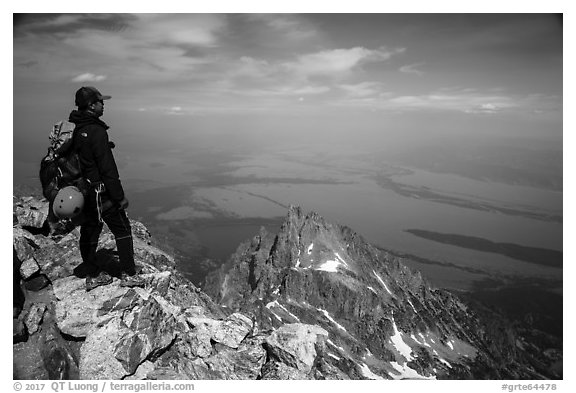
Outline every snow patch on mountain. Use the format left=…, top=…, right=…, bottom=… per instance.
left=418, top=332, right=431, bottom=347
left=328, top=353, right=341, bottom=361
left=315, top=259, right=342, bottom=272
left=359, top=363, right=385, bottom=380
left=439, top=358, right=453, bottom=368
left=327, top=338, right=347, bottom=355
left=389, top=361, right=436, bottom=380
left=317, top=308, right=347, bottom=332
left=389, top=318, right=414, bottom=361
left=373, top=270, right=393, bottom=295
left=266, top=300, right=301, bottom=322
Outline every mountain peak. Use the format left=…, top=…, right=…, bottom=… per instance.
left=273, top=205, right=362, bottom=274
left=205, top=206, right=553, bottom=379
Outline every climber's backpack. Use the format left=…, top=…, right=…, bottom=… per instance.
left=39, top=120, right=88, bottom=205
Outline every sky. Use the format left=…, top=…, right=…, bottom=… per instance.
left=13, top=13, right=563, bottom=149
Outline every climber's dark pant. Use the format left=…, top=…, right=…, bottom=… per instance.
left=79, top=191, right=135, bottom=276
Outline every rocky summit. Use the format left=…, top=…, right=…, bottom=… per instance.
left=13, top=197, right=559, bottom=380
left=203, top=206, right=561, bottom=380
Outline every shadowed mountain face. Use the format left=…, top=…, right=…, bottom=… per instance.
left=204, top=206, right=561, bottom=379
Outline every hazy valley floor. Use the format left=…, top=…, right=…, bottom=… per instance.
left=14, top=135, right=563, bottom=345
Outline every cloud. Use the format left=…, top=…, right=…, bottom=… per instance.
left=233, top=56, right=273, bottom=79
left=47, top=15, right=84, bottom=27
left=465, top=103, right=502, bottom=114
left=14, top=14, right=135, bottom=38
left=18, top=60, right=38, bottom=68
left=15, top=14, right=226, bottom=86
left=285, top=47, right=405, bottom=78
left=56, top=31, right=216, bottom=83
left=130, top=14, right=226, bottom=47
left=251, top=14, right=318, bottom=40
left=71, top=73, right=107, bottom=82
left=167, top=106, right=185, bottom=115
left=239, top=85, right=331, bottom=97
left=338, top=82, right=384, bottom=97
left=330, top=87, right=534, bottom=114
left=386, top=91, right=517, bottom=113
left=230, top=47, right=402, bottom=83
left=15, top=15, right=408, bottom=113
left=399, top=62, right=425, bottom=77
left=16, top=14, right=225, bottom=48
left=17, top=14, right=83, bottom=30
left=225, top=48, right=397, bottom=99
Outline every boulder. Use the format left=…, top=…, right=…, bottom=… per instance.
left=13, top=228, right=38, bottom=263
left=261, top=361, right=310, bottom=380
left=13, top=318, right=28, bottom=344
left=179, top=358, right=225, bottom=379
left=152, top=337, right=224, bottom=379
left=186, top=315, right=221, bottom=331
left=148, top=271, right=172, bottom=297
left=149, top=292, right=181, bottom=318
left=56, top=230, right=81, bottom=244
left=212, top=313, right=253, bottom=349
left=27, top=197, right=49, bottom=211
left=98, top=288, right=142, bottom=317
left=53, top=276, right=134, bottom=337
left=33, top=239, right=83, bottom=282
left=170, top=283, right=226, bottom=320
left=265, top=323, right=328, bottom=373
left=24, top=303, right=47, bottom=335
left=183, top=312, right=253, bottom=353
left=113, top=296, right=178, bottom=375
left=313, top=357, right=352, bottom=380
left=134, top=247, right=176, bottom=273
left=13, top=342, right=49, bottom=379
left=79, top=317, right=132, bottom=380
left=131, top=220, right=152, bottom=244
left=23, top=275, right=51, bottom=291
left=20, top=257, right=40, bottom=279
left=204, top=337, right=267, bottom=379
left=125, top=361, right=155, bottom=380
left=14, top=202, right=49, bottom=229
left=39, top=320, right=80, bottom=380
left=185, top=325, right=213, bottom=358
left=146, top=367, right=193, bottom=380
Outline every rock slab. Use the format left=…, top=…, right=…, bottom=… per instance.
left=265, top=323, right=328, bottom=373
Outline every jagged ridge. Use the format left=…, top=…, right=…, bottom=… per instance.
left=204, top=206, right=557, bottom=379
left=13, top=197, right=334, bottom=380
left=13, top=197, right=559, bottom=380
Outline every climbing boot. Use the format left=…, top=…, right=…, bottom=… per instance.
left=86, top=271, right=113, bottom=292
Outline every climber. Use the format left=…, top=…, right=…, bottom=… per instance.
left=70, top=86, right=144, bottom=291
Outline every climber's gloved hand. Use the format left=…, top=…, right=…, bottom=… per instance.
left=118, top=197, right=129, bottom=210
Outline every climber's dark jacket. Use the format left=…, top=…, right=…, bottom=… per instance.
left=69, top=110, right=125, bottom=203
